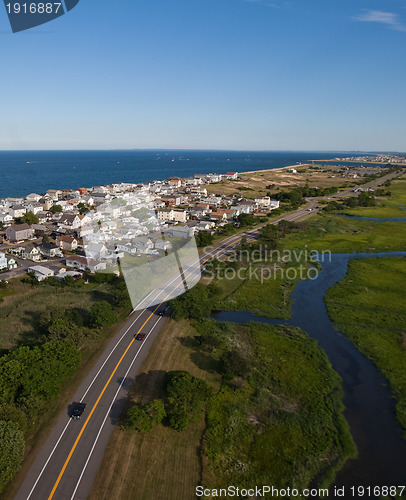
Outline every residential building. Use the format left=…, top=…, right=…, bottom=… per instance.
left=167, top=177, right=182, bottom=188
left=0, top=252, right=7, bottom=270
left=56, top=235, right=78, bottom=251
left=9, top=205, right=27, bottom=218
left=65, top=256, right=107, bottom=273
left=224, top=172, right=238, bottom=180
left=6, top=223, right=33, bottom=242
left=22, top=245, right=41, bottom=261
left=27, top=265, right=54, bottom=282
left=7, top=258, right=17, bottom=270
left=58, top=214, right=83, bottom=231
left=132, top=237, right=154, bottom=254
left=39, top=243, right=62, bottom=258
left=46, top=189, right=62, bottom=200
left=0, top=213, right=13, bottom=226
left=26, top=193, right=42, bottom=202
left=156, top=208, right=187, bottom=223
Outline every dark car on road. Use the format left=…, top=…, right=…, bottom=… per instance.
left=71, top=402, right=86, bottom=419
left=135, top=332, right=146, bottom=341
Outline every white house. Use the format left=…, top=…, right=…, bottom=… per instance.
left=27, top=265, right=55, bottom=282
left=84, top=242, right=110, bottom=261
left=65, top=256, right=107, bottom=273
left=22, top=246, right=41, bottom=261
left=0, top=252, right=7, bottom=270
left=154, top=240, right=173, bottom=252
left=7, top=258, right=17, bottom=270
left=26, top=193, right=42, bottom=202
left=9, top=205, right=27, bottom=218
left=0, top=213, right=13, bottom=226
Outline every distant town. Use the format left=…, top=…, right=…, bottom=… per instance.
left=323, top=154, right=406, bottom=165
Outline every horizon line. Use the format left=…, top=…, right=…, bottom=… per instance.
left=0, top=148, right=404, bottom=154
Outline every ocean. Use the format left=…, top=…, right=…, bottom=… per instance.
left=0, top=149, right=393, bottom=199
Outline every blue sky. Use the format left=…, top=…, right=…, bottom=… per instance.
left=0, top=0, right=405, bottom=151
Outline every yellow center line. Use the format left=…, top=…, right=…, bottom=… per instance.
left=47, top=213, right=303, bottom=498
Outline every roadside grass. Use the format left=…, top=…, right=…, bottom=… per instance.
left=0, top=279, right=115, bottom=350
left=89, top=319, right=222, bottom=500
left=200, top=321, right=356, bottom=493
left=325, top=257, right=406, bottom=433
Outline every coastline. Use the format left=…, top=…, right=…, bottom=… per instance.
left=239, top=164, right=305, bottom=175
left=316, top=159, right=406, bottom=166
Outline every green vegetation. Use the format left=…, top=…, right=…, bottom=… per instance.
left=281, top=213, right=406, bottom=253
left=89, top=301, right=118, bottom=328
left=165, top=371, right=212, bottom=431
left=15, top=211, right=39, bottom=225
left=49, top=204, right=62, bottom=213
left=0, top=421, right=25, bottom=494
left=274, top=184, right=338, bottom=209
left=0, top=274, right=132, bottom=494
left=325, top=257, right=406, bottom=434
left=125, top=399, right=166, bottom=432
left=195, top=231, right=214, bottom=247
left=199, top=320, right=356, bottom=492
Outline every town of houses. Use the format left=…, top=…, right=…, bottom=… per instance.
left=0, top=171, right=279, bottom=282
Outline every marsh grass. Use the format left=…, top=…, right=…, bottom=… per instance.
left=325, top=257, right=406, bottom=433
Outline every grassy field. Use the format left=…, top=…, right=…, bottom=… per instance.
left=89, top=319, right=222, bottom=500
left=90, top=317, right=355, bottom=499
left=0, top=279, right=115, bottom=351
left=203, top=164, right=358, bottom=198
left=325, top=257, right=406, bottom=433
left=212, top=261, right=306, bottom=319
left=281, top=213, right=406, bottom=254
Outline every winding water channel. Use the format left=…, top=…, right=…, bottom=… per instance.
left=212, top=249, right=406, bottom=491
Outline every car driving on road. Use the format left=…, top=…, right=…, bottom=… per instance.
left=135, top=332, right=146, bottom=341
left=71, top=402, right=86, bottom=419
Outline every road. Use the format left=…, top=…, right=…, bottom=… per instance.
left=12, top=169, right=403, bottom=500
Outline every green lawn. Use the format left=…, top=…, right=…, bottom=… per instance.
left=325, top=257, right=406, bottom=433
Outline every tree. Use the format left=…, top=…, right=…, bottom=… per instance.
left=113, top=281, right=131, bottom=309
left=165, top=371, right=211, bottom=431
left=21, top=211, right=39, bottom=225
left=345, top=197, right=358, bottom=208
left=77, top=203, right=88, bottom=215
left=147, top=399, right=166, bottom=426
left=89, top=301, right=117, bottom=328
left=49, top=204, right=62, bottom=214
left=220, top=349, right=251, bottom=378
left=0, top=420, right=25, bottom=494
left=195, top=231, right=214, bottom=248
left=169, top=284, right=213, bottom=321
left=125, top=405, right=153, bottom=432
